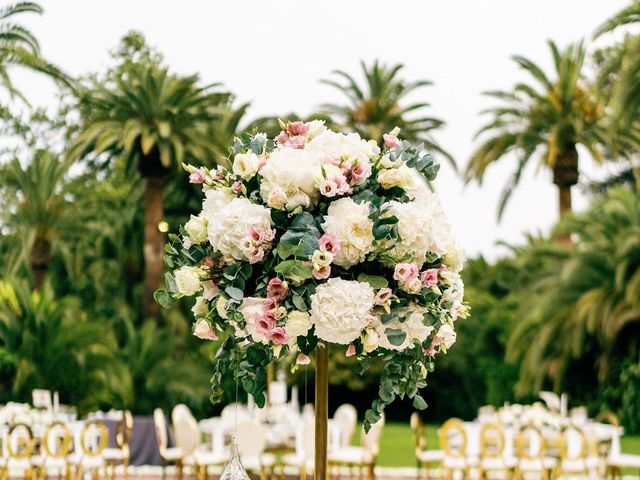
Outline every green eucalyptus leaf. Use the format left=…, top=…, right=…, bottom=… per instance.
left=224, top=286, right=244, bottom=301
left=357, top=274, right=389, bottom=289
left=153, top=289, right=175, bottom=309
left=385, top=328, right=407, bottom=346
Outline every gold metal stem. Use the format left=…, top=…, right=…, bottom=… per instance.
left=314, top=343, right=329, bottom=480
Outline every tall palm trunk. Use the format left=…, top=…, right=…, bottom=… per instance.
left=30, top=236, right=51, bottom=290
left=553, top=145, right=579, bottom=246
left=143, top=173, right=164, bottom=319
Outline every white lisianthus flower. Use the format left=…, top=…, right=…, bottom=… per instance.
left=259, top=148, right=321, bottom=211
left=285, top=310, right=312, bottom=341
left=238, top=297, right=271, bottom=343
left=191, top=296, right=208, bottom=318
left=202, top=281, right=220, bottom=300
left=441, top=271, right=465, bottom=321
left=379, top=154, right=403, bottom=169
left=201, top=188, right=234, bottom=221
left=184, top=215, right=208, bottom=244
left=376, top=304, right=434, bottom=351
left=363, top=328, right=380, bottom=353
left=436, top=323, right=457, bottom=349
left=206, top=197, right=272, bottom=262
left=174, top=266, right=203, bottom=296
left=321, top=198, right=374, bottom=268
left=306, top=120, right=328, bottom=140
left=310, top=278, right=374, bottom=344
left=382, top=194, right=454, bottom=266
left=233, top=152, right=261, bottom=180
left=443, top=240, right=466, bottom=273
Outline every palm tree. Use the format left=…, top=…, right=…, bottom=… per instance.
left=507, top=187, right=640, bottom=394
left=320, top=60, right=454, bottom=167
left=0, top=279, right=114, bottom=410
left=67, top=65, right=231, bottom=319
left=0, top=2, right=70, bottom=101
left=0, top=151, right=76, bottom=290
left=466, top=41, right=611, bottom=228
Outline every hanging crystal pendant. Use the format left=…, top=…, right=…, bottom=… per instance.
left=219, top=434, right=250, bottom=480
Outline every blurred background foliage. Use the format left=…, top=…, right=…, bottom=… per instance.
left=0, top=3, right=638, bottom=432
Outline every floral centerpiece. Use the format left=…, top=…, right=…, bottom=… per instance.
left=156, top=120, right=467, bottom=430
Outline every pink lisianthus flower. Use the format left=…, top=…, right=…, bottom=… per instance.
left=286, top=135, right=307, bottom=149
left=345, top=343, right=356, bottom=357
left=275, top=131, right=289, bottom=144
left=287, top=121, right=309, bottom=136
left=334, top=175, right=352, bottom=195
left=267, top=278, right=289, bottom=301
left=319, top=234, right=341, bottom=256
left=383, top=133, right=401, bottom=149
left=256, top=314, right=277, bottom=335
left=189, top=167, right=206, bottom=184
left=374, top=288, right=393, bottom=306
left=249, top=227, right=266, bottom=244
left=319, top=179, right=338, bottom=197
left=394, top=263, right=419, bottom=283
left=231, top=181, right=242, bottom=194
left=420, top=268, right=439, bottom=287
left=264, top=228, right=276, bottom=242
left=268, top=327, right=290, bottom=345
left=313, top=265, right=331, bottom=280
left=296, top=353, right=311, bottom=365
left=201, top=257, right=214, bottom=269
left=246, top=247, right=265, bottom=264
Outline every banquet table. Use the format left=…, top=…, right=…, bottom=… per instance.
left=103, top=416, right=162, bottom=466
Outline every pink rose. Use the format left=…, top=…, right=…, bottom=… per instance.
left=438, top=264, right=447, bottom=273
left=345, top=343, right=356, bottom=357
left=231, top=181, right=242, bottom=194
left=394, top=263, right=419, bottom=283
left=319, top=234, right=341, bottom=255
left=383, top=133, right=401, bottom=149
left=267, top=278, right=289, bottom=301
left=189, top=167, right=206, bottom=184
left=296, top=353, right=311, bottom=365
left=256, top=314, right=276, bottom=335
left=374, top=288, right=393, bottom=305
left=287, top=121, right=309, bottom=136
left=268, top=327, right=290, bottom=345
left=421, top=269, right=439, bottom=287
left=313, top=265, right=331, bottom=280
left=275, top=131, right=289, bottom=144
left=287, top=135, right=307, bottom=149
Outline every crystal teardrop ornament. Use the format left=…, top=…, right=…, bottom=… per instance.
left=219, top=434, right=250, bottom=480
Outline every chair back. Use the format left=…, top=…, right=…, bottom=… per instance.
left=361, top=414, right=385, bottom=458
left=221, top=403, right=248, bottom=423
left=172, top=405, right=199, bottom=456
left=116, top=410, right=133, bottom=448
left=42, top=421, right=73, bottom=458
left=7, top=423, right=35, bottom=458
left=516, top=425, right=545, bottom=460
left=410, top=412, right=425, bottom=451
left=236, top=419, right=266, bottom=459
left=333, top=404, right=357, bottom=447
left=295, top=417, right=315, bottom=458
left=479, top=422, right=505, bottom=459
left=79, top=420, right=109, bottom=457
left=595, top=411, right=619, bottom=427
left=559, top=424, right=587, bottom=461
left=153, top=408, right=169, bottom=455
left=439, top=418, right=467, bottom=458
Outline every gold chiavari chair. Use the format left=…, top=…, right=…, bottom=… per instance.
left=410, top=413, right=443, bottom=480
left=6, top=423, right=36, bottom=480
left=555, top=424, right=598, bottom=479
left=68, top=421, right=108, bottom=480
left=32, top=421, right=73, bottom=480
left=439, top=419, right=473, bottom=480
left=478, top=423, right=515, bottom=479
left=103, top=411, right=133, bottom=480
left=515, top=425, right=555, bottom=480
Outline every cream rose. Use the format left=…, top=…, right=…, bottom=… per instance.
left=191, top=296, right=208, bottom=318
left=321, top=198, right=374, bottom=268
left=193, top=319, right=217, bottom=340
left=184, top=215, right=208, bottom=244
left=436, top=323, right=457, bottom=349
left=174, top=266, right=203, bottom=296
left=310, top=278, right=374, bottom=344
left=233, top=152, right=261, bottom=180
left=285, top=310, right=312, bottom=340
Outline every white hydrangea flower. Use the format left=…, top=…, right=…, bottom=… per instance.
left=201, top=188, right=234, bottom=221
left=321, top=197, right=374, bottom=268
left=310, top=278, right=374, bottom=344
left=206, top=197, right=272, bottom=262
left=259, top=148, right=321, bottom=211
left=375, top=304, right=434, bottom=351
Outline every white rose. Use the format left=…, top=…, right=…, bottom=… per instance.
left=376, top=304, right=434, bottom=351
left=233, top=152, right=260, bottom=180
left=193, top=319, right=217, bottom=340
left=321, top=198, right=375, bottom=268
left=310, top=278, right=374, bottom=344
left=377, top=168, right=403, bottom=189
left=191, top=296, right=208, bottom=318
left=184, top=215, right=208, bottom=244
left=267, top=189, right=288, bottom=209
left=437, top=323, right=457, bottom=349
left=259, top=148, right=321, bottom=211
left=174, top=266, right=203, bottom=296
left=285, top=310, right=312, bottom=339
left=206, top=197, right=273, bottom=262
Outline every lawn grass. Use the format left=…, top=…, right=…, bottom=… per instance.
left=358, top=422, right=640, bottom=467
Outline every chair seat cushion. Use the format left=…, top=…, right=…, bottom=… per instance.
left=163, top=447, right=183, bottom=461
left=241, top=453, right=276, bottom=470
left=518, top=457, right=557, bottom=471
left=609, top=453, right=640, bottom=469
left=102, top=448, right=125, bottom=461
left=480, top=456, right=517, bottom=469
left=417, top=449, right=444, bottom=462
left=328, top=446, right=373, bottom=464
left=281, top=453, right=314, bottom=468
left=192, top=449, right=229, bottom=466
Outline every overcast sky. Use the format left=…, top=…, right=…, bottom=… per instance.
left=11, top=0, right=629, bottom=259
